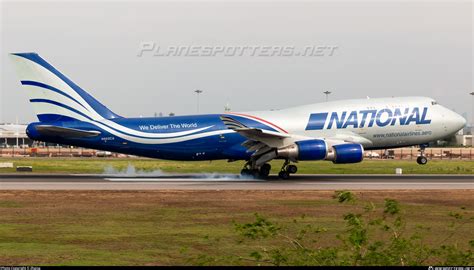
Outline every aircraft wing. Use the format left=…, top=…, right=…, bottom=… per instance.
left=220, top=115, right=373, bottom=166
left=35, top=125, right=101, bottom=138
left=224, top=126, right=290, bottom=141
left=220, top=115, right=290, bottom=146
left=220, top=115, right=294, bottom=163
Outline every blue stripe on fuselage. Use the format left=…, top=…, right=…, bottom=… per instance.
left=305, top=113, right=328, bottom=130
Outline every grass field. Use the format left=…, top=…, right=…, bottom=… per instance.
left=0, top=157, right=473, bottom=174
left=0, top=190, right=473, bottom=265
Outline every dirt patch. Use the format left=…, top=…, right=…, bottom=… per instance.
left=0, top=190, right=473, bottom=265
left=1, top=190, right=473, bottom=219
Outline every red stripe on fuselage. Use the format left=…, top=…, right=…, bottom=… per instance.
left=228, top=112, right=289, bottom=134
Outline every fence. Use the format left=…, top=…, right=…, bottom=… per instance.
left=1, top=146, right=474, bottom=160
left=0, top=147, right=120, bottom=158
left=364, top=147, right=474, bottom=160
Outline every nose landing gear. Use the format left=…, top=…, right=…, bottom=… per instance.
left=416, top=144, right=428, bottom=165
left=416, top=156, right=428, bottom=165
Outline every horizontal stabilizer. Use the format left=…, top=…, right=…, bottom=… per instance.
left=35, top=125, right=101, bottom=138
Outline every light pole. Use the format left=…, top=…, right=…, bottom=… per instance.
left=470, top=92, right=474, bottom=133
left=323, top=91, right=332, bottom=102
left=15, top=116, right=19, bottom=148
left=224, top=103, right=231, bottom=112
left=194, top=89, right=203, bottom=113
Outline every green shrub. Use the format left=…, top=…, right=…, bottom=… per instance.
left=192, top=191, right=473, bottom=266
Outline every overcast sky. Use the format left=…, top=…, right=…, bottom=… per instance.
left=1, top=0, right=472, bottom=123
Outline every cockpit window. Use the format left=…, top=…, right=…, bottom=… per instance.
left=431, top=101, right=438, bottom=105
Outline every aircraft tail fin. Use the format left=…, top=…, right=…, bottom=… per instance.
left=9, top=52, right=121, bottom=122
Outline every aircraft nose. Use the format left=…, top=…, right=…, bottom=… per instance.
left=450, top=111, right=467, bottom=131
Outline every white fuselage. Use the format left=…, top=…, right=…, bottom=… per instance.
left=242, top=96, right=466, bottom=149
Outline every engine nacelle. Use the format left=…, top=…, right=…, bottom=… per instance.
left=330, top=143, right=364, bottom=164
left=277, top=140, right=364, bottom=163
left=277, top=139, right=327, bottom=161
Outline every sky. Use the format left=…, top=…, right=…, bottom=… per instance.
left=0, top=0, right=472, bottom=124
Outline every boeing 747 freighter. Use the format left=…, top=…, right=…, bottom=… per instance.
left=10, top=53, right=466, bottom=178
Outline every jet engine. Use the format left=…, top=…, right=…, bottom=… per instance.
left=277, top=139, right=327, bottom=161
left=277, top=140, right=363, bottom=164
left=327, top=143, right=364, bottom=164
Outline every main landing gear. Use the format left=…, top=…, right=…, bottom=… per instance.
left=240, top=160, right=298, bottom=179
left=416, top=144, right=428, bottom=165
left=241, top=162, right=271, bottom=178
left=277, top=160, right=298, bottom=180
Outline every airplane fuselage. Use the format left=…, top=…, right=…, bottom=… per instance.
left=10, top=52, right=467, bottom=173
left=26, top=96, right=466, bottom=161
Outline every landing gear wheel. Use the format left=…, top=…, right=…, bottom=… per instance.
left=259, top=164, right=271, bottom=178
left=417, top=144, right=428, bottom=165
left=278, top=171, right=290, bottom=180
left=240, top=169, right=252, bottom=176
left=287, top=165, right=298, bottom=174
left=249, top=170, right=260, bottom=178
left=417, top=156, right=428, bottom=165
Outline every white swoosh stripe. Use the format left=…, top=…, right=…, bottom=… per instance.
left=21, top=57, right=216, bottom=139
left=18, top=55, right=228, bottom=142
left=34, top=103, right=91, bottom=122
left=93, top=120, right=235, bottom=144
left=26, top=85, right=93, bottom=118
left=95, top=117, right=214, bottom=138
left=31, top=90, right=214, bottom=138
left=34, top=103, right=233, bottom=144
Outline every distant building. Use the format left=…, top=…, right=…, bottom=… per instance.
left=455, top=134, right=473, bottom=146
left=462, top=124, right=472, bottom=135
left=0, top=123, right=33, bottom=147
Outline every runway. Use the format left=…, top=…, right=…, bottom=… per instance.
left=0, top=173, right=473, bottom=190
